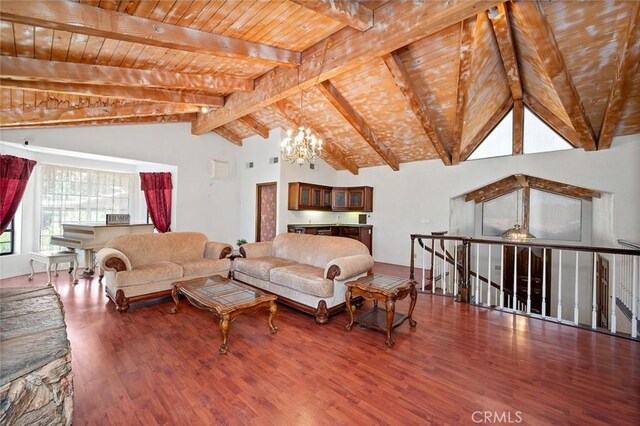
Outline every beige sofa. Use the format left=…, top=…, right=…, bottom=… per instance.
left=234, top=233, right=373, bottom=323
left=97, top=232, right=232, bottom=312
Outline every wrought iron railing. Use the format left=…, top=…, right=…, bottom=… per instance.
left=410, top=234, right=640, bottom=339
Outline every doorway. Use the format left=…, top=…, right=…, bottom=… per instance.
left=503, top=247, right=552, bottom=315
left=256, top=182, right=277, bottom=242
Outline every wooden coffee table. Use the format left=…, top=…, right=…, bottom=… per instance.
left=345, top=274, right=417, bottom=347
left=171, top=275, right=278, bottom=354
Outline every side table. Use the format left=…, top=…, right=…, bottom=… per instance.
left=28, top=250, right=79, bottom=286
left=345, top=274, right=417, bottom=347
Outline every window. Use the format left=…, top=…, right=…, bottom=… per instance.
left=0, top=220, right=15, bottom=256
left=529, top=189, right=582, bottom=241
left=482, top=191, right=518, bottom=237
left=40, top=165, right=135, bottom=250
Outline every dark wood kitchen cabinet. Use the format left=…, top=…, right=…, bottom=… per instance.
left=288, top=182, right=333, bottom=211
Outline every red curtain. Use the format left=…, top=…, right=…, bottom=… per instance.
left=1, top=155, right=37, bottom=234
left=140, top=172, right=172, bottom=233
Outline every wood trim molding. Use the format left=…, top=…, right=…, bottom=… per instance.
left=382, top=51, right=451, bottom=165
left=290, top=0, right=373, bottom=31
left=0, top=114, right=196, bottom=129
left=0, top=0, right=301, bottom=67
left=318, top=80, right=400, bottom=171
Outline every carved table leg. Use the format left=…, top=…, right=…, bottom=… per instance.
left=170, top=285, right=180, bottom=314
left=28, top=258, right=35, bottom=281
left=408, top=283, right=418, bottom=328
left=345, top=288, right=354, bottom=331
left=268, top=301, right=278, bottom=333
left=219, top=314, right=230, bottom=354
left=385, top=298, right=395, bottom=347
left=46, top=260, right=53, bottom=286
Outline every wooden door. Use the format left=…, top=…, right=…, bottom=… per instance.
left=596, top=255, right=609, bottom=329
left=503, top=247, right=552, bottom=315
left=256, top=182, right=277, bottom=242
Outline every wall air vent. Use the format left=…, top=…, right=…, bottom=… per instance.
left=309, top=163, right=315, bottom=170
left=247, top=162, right=254, bottom=169
left=211, top=159, right=230, bottom=179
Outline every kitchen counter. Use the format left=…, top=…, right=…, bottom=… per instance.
left=287, top=224, right=373, bottom=254
left=287, top=223, right=372, bottom=228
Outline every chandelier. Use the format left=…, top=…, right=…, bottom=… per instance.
left=502, top=189, right=535, bottom=241
left=280, top=126, right=323, bottom=165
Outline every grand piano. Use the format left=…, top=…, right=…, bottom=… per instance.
left=50, top=223, right=154, bottom=277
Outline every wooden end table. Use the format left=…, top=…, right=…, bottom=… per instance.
left=345, top=274, right=417, bottom=347
left=171, top=275, right=278, bottom=354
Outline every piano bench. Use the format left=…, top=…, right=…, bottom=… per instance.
left=28, top=251, right=79, bottom=286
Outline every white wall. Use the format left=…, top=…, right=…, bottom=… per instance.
left=337, top=134, right=640, bottom=266
left=0, top=122, right=241, bottom=278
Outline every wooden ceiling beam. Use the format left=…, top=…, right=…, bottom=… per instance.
left=513, top=0, right=597, bottom=151
left=0, top=114, right=196, bottom=129
left=452, top=17, right=477, bottom=165
left=488, top=3, right=522, bottom=100
left=318, top=80, right=400, bottom=171
left=598, top=3, right=640, bottom=150
left=527, top=176, right=601, bottom=200
left=0, top=0, right=301, bottom=67
left=289, top=0, right=373, bottom=31
left=465, top=175, right=519, bottom=203
left=238, top=115, right=270, bottom=139
left=0, top=56, right=251, bottom=94
left=0, top=103, right=200, bottom=127
left=0, top=79, right=222, bottom=108
left=382, top=51, right=451, bottom=166
left=213, top=127, right=243, bottom=146
left=273, top=100, right=359, bottom=175
left=512, top=99, right=524, bottom=155
left=192, top=0, right=499, bottom=134
left=460, top=96, right=514, bottom=162
left=523, top=94, right=581, bottom=148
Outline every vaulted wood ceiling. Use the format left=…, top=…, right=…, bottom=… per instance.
left=1, top=1, right=639, bottom=174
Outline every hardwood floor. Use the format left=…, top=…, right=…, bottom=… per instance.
left=1, top=264, right=639, bottom=425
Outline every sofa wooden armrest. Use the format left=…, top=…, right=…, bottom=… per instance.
left=324, top=254, right=374, bottom=280
left=97, top=248, right=131, bottom=272
left=204, top=241, right=233, bottom=260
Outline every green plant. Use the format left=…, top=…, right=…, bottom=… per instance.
left=236, top=239, right=247, bottom=247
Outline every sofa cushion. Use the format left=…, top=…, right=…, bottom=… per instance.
left=272, top=233, right=369, bottom=269
left=234, top=257, right=296, bottom=281
left=115, top=261, right=183, bottom=288
left=174, top=258, right=230, bottom=276
left=105, top=232, right=208, bottom=268
left=270, top=264, right=333, bottom=298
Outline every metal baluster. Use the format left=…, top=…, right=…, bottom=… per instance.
left=476, top=243, right=480, bottom=305
left=632, top=256, right=638, bottom=339
left=558, top=250, right=563, bottom=321
left=592, top=252, right=597, bottom=329
left=542, top=248, right=547, bottom=317
left=574, top=252, right=580, bottom=325
left=513, top=245, right=517, bottom=311
left=500, top=245, right=504, bottom=309
left=527, top=247, right=532, bottom=315
left=487, top=245, right=492, bottom=307
left=611, top=254, right=617, bottom=334
left=454, top=242, right=458, bottom=297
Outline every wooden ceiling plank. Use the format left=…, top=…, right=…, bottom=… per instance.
left=513, top=0, right=597, bottom=151
left=289, top=0, right=373, bottom=31
left=598, top=3, right=640, bottom=150
left=452, top=17, right=477, bottom=165
left=238, top=115, right=270, bottom=139
left=0, top=0, right=301, bottom=67
left=382, top=51, right=451, bottom=166
left=273, top=100, right=359, bottom=175
left=0, top=103, right=200, bottom=126
left=488, top=2, right=522, bottom=101
left=0, top=113, right=197, bottom=129
left=460, top=96, right=513, bottom=162
left=523, top=93, right=581, bottom=148
left=213, top=127, right=243, bottom=147
left=512, top=99, right=524, bottom=155
left=0, top=56, right=251, bottom=93
left=317, top=80, right=400, bottom=171
left=0, top=79, right=223, bottom=107
left=192, top=0, right=499, bottom=134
